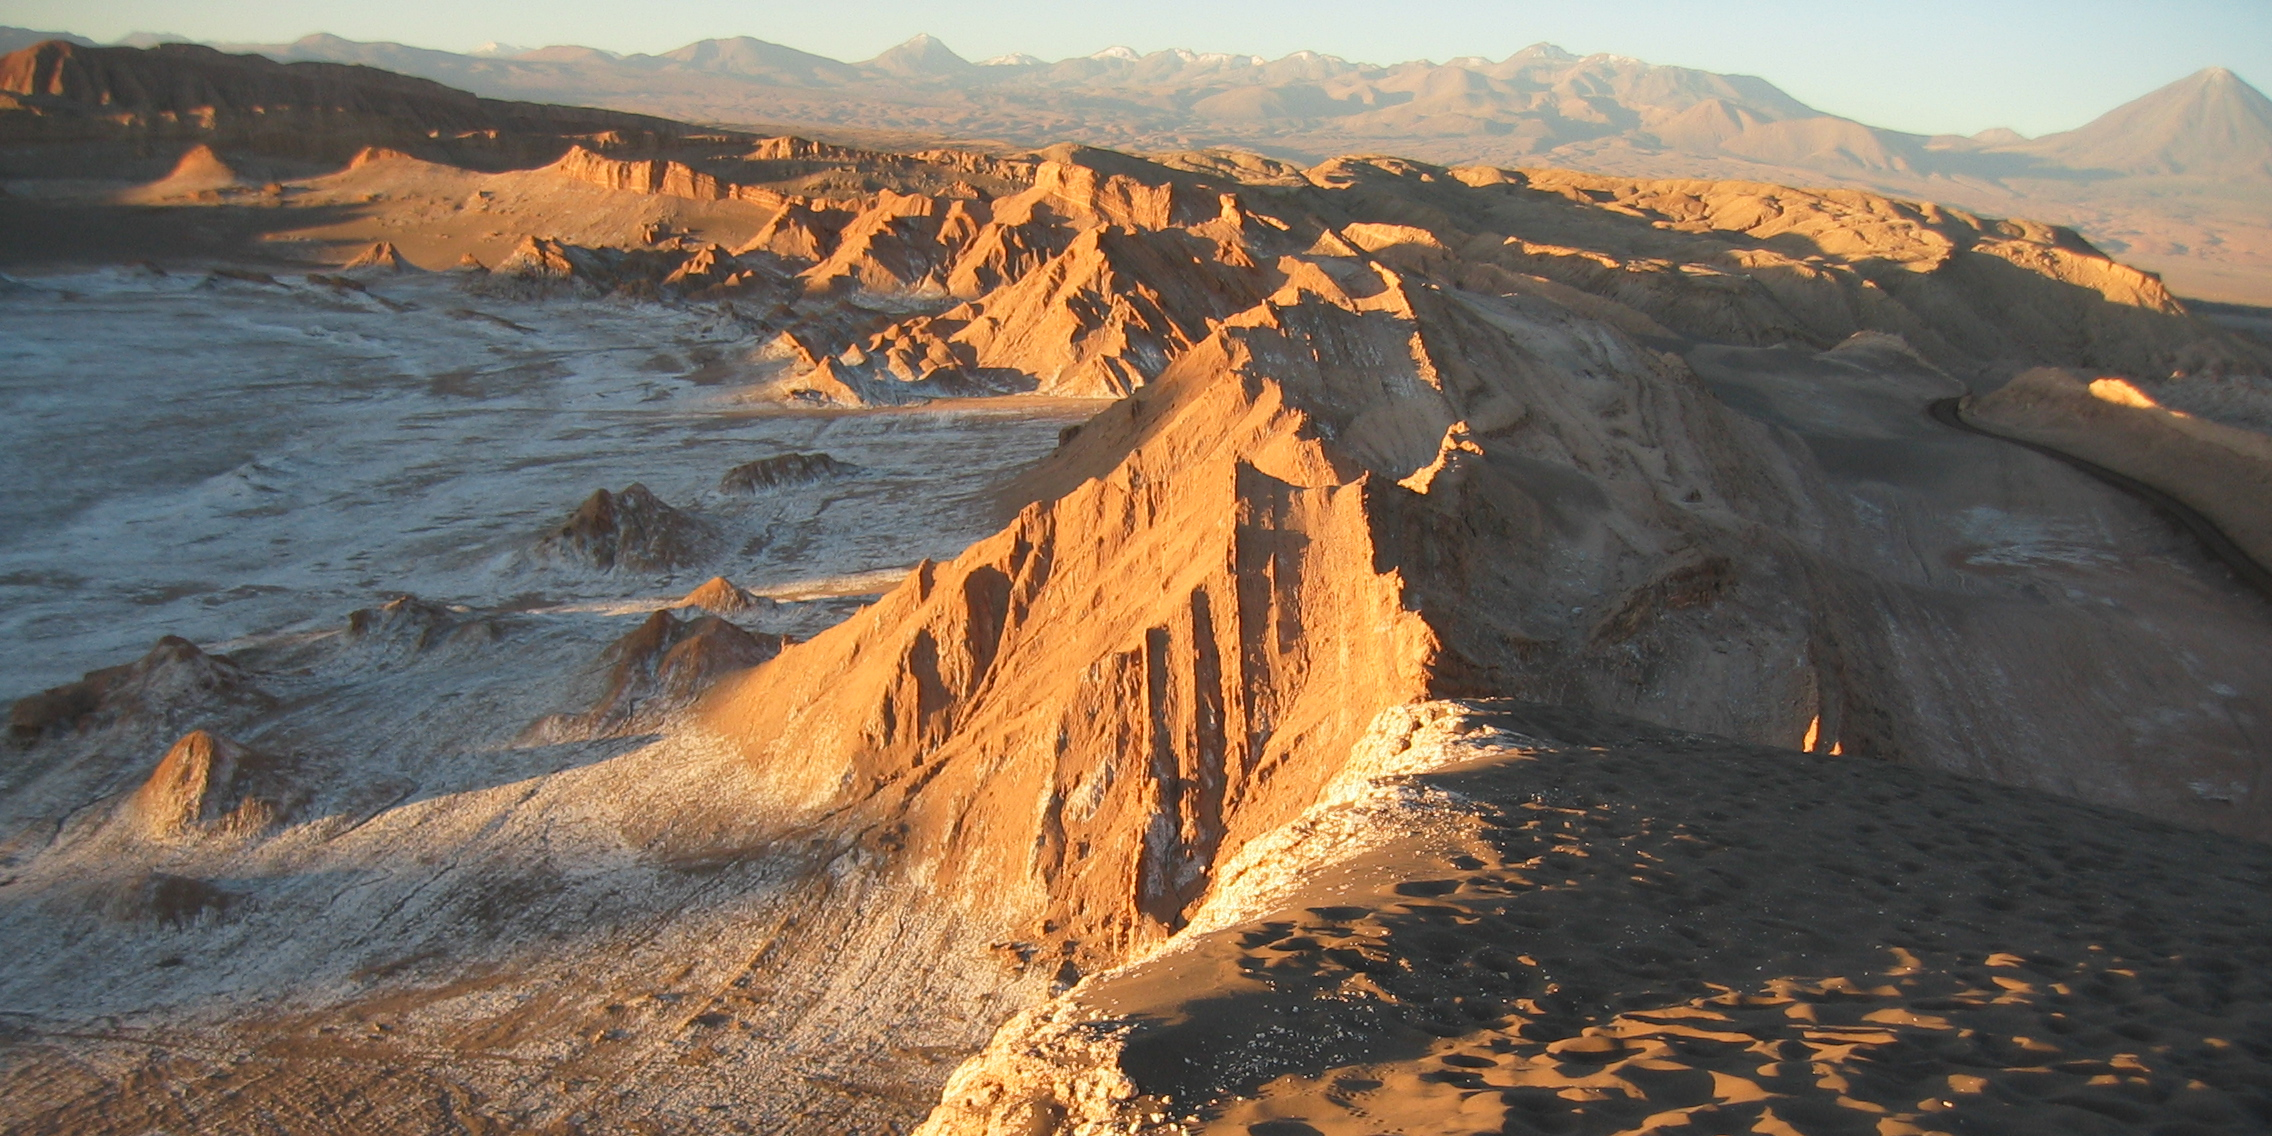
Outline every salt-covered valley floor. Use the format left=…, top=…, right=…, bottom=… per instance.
left=0, top=268, right=1090, bottom=1135
left=0, top=266, right=1089, bottom=695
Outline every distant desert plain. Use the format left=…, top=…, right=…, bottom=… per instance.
left=1, top=24, right=2271, bottom=1136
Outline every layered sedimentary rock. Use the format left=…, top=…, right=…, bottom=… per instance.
left=2, top=64, right=2270, bottom=1132
left=707, top=255, right=1785, bottom=963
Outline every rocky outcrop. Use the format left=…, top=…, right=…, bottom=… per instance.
left=113, top=143, right=244, bottom=201
left=751, top=147, right=2265, bottom=408
left=704, top=259, right=1810, bottom=964
left=533, top=610, right=783, bottom=739
left=490, top=235, right=591, bottom=283
left=480, top=236, right=766, bottom=297
left=766, top=151, right=1285, bottom=404
left=536, top=484, right=712, bottom=573
left=9, top=636, right=264, bottom=745
left=1323, top=162, right=2267, bottom=383
left=130, top=729, right=293, bottom=839
left=705, top=141, right=2272, bottom=1002
left=538, top=144, right=832, bottom=211
left=676, top=576, right=774, bottom=616
left=737, top=200, right=859, bottom=262
left=543, top=145, right=732, bottom=200
left=799, top=222, right=1270, bottom=403
left=340, top=594, right=501, bottom=658
left=797, top=189, right=991, bottom=297
left=718, top=452, right=851, bottom=492
left=342, top=240, right=411, bottom=271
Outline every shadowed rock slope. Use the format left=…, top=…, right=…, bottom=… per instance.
left=0, top=40, right=710, bottom=166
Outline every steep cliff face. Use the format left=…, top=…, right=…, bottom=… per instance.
left=5, top=75, right=2269, bottom=1130
left=706, top=281, right=1448, bottom=959
left=704, top=257, right=1825, bottom=963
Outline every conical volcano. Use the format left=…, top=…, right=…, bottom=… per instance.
left=862, top=34, right=977, bottom=80
left=2019, top=66, right=2272, bottom=177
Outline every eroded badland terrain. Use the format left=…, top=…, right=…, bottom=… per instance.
left=12, top=27, right=2271, bottom=305
left=3, top=38, right=2272, bottom=1136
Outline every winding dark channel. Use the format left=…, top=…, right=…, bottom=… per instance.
left=1926, top=396, right=2272, bottom=603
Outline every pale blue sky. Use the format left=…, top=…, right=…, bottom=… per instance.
left=4, top=0, right=2266, bottom=138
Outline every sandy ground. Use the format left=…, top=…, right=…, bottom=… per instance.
left=1683, top=340, right=2272, bottom=841
left=929, top=701, right=2272, bottom=1135
left=1960, top=369, right=2272, bottom=575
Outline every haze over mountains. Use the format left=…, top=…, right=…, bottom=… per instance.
left=43, top=27, right=2264, bottom=175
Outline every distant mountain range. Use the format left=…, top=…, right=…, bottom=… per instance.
left=9, top=27, right=2266, bottom=183
left=5, top=25, right=2271, bottom=299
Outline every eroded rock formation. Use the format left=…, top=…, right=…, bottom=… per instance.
left=536, top=484, right=712, bottom=572
left=677, top=576, right=774, bottom=616
left=480, top=235, right=768, bottom=298
left=342, top=240, right=411, bottom=271
left=8, top=636, right=263, bottom=745
left=707, top=147, right=2267, bottom=406
left=340, top=594, right=502, bottom=659
left=701, top=144, right=2272, bottom=988
left=718, top=452, right=852, bottom=492
left=2, top=64, right=2270, bottom=1135
left=131, top=729, right=293, bottom=839
left=533, top=609, right=783, bottom=740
